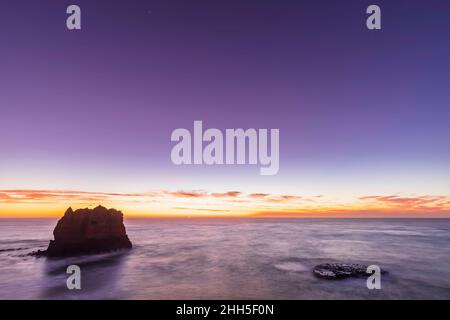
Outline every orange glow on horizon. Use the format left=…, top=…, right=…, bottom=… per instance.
left=0, top=189, right=449, bottom=218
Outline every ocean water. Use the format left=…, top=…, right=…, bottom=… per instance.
left=0, top=218, right=449, bottom=300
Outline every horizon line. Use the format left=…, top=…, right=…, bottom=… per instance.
left=1, top=188, right=449, bottom=218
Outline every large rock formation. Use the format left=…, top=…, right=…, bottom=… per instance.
left=41, top=206, right=132, bottom=257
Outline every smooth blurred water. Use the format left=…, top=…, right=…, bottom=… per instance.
left=0, top=218, right=449, bottom=299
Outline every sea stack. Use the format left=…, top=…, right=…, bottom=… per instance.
left=43, top=205, right=132, bottom=257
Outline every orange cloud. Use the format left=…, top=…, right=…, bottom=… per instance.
left=211, top=191, right=241, bottom=198
left=249, top=193, right=269, bottom=198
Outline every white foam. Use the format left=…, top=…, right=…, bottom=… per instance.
left=275, top=262, right=308, bottom=272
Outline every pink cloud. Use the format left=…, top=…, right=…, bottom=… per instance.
left=211, top=191, right=241, bottom=198
left=360, top=195, right=449, bottom=207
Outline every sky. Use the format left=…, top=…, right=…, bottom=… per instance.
left=0, top=0, right=449, bottom=217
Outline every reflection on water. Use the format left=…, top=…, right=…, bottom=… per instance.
left=40, top=251, right=129, bottom=299
left=0, top=218, right=449, bottom=299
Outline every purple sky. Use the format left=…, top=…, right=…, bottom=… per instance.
left=1, top=0, right=449, bottom=199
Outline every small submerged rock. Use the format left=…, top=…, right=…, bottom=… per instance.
left=313, top=263, right=386, bottom=279
left=33, top=205, right=132, bottom=257
left=0, top=247, right=29, bottom=253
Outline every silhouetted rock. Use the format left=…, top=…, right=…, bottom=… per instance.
left=313, top=263, right=386, bottom=279
left=38, top=206, right=132, bottom=257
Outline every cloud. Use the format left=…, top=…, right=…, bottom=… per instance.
left=359, top=195, right=450, bottom=209
left=251, top=208, right=450, bottom=218
left=280, top=195, right=302, bottom=201
left=211, top=191, right=241, bottom=198
left=0, top=189, right=158, bottom=204
left=251, top=194, right=450, bottom=217
left=164, top=190, right=207, bottom=198
left=249, top=193, right=269, bottom=198
left=264, top=195, right=303, bottom=203
left=0, top=189, right=304, bottom=205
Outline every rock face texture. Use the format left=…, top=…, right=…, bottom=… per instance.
left=43, top=206, right=132, bottom=257
left=313, top=263, right=386, bottom=279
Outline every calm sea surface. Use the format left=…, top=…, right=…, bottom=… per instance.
left=0, top=218, right=449, bottom=299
